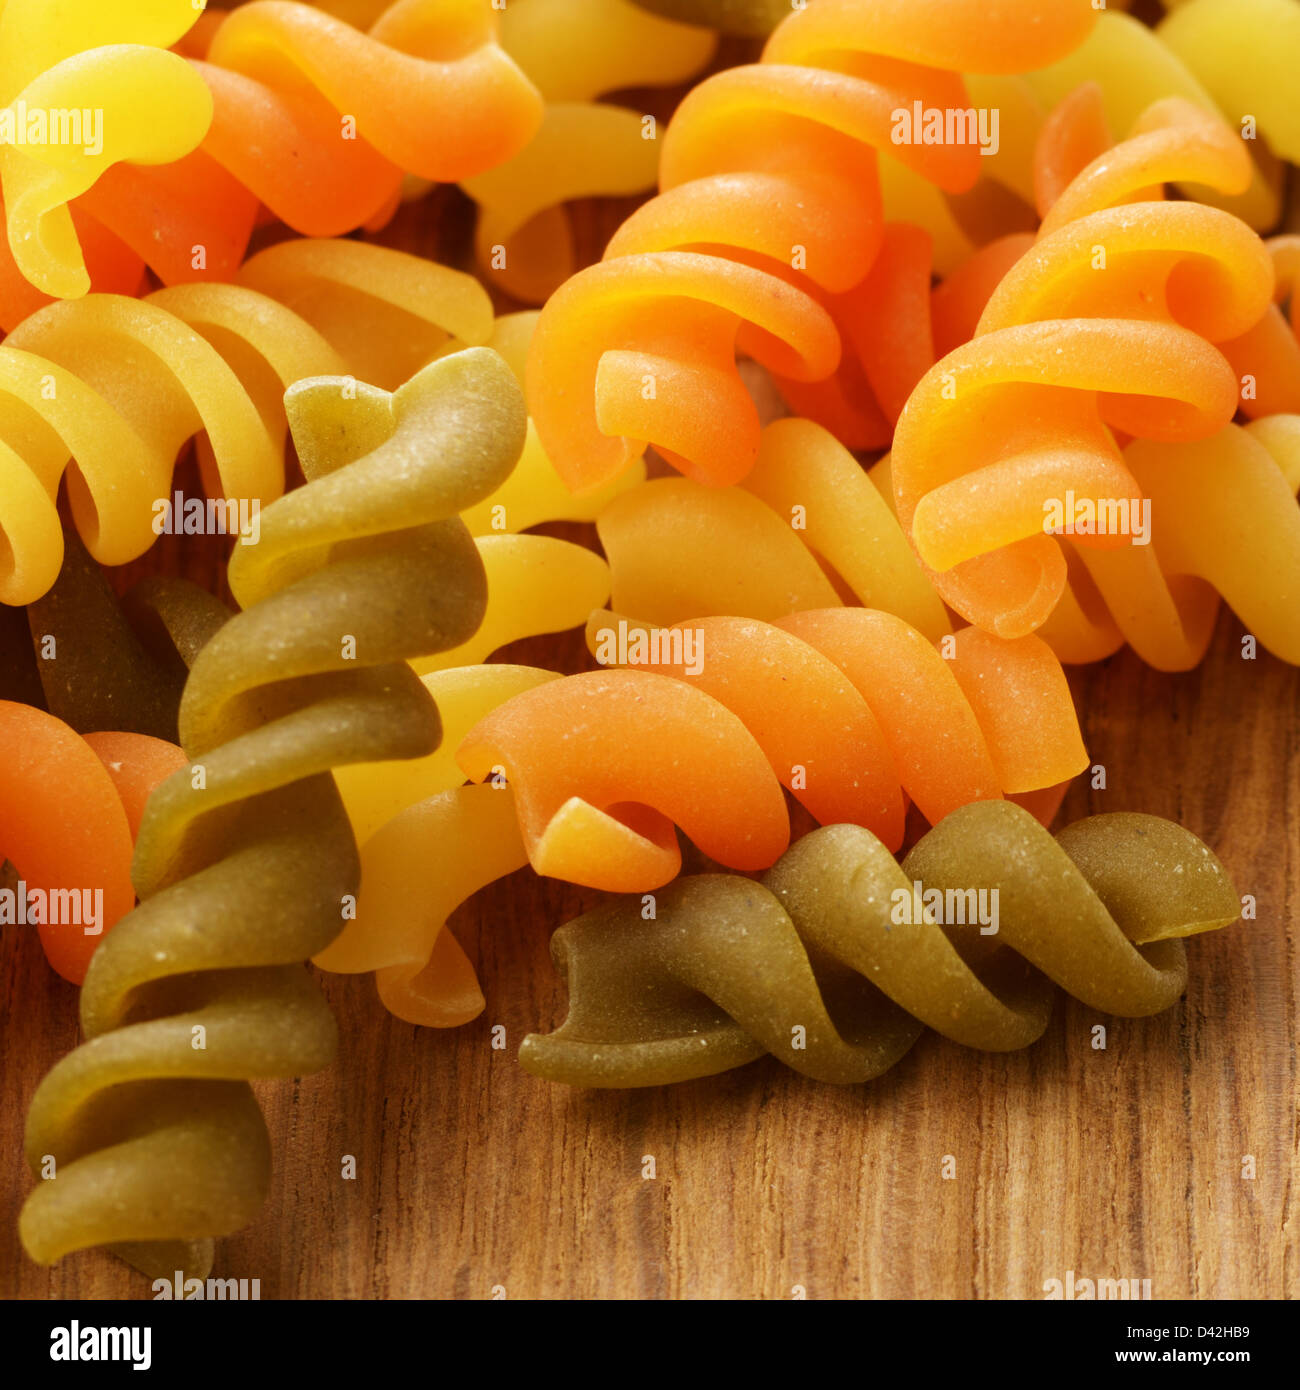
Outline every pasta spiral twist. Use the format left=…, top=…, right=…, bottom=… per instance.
left=461, top=0, right=716, bottom=303
left=1222, top=235, right=1300, bottom=420
left=317, top=528, right=612, bottom=1026
left=520, top=801, right=1242, bottom=1087
left=599, top=411, right=1300, bottom=672
left=71, top=0, right=543, bottom=296
left=226, top=0, right=712, bottom=305
left=0, top=0, right=213, bottom=304
left=526, top=0, right=1098, bottom=490
left=4, top=524, right=228, bottom=740
left=891, top=85, right=1276, bottom=639
left=0, top=703, right=185, bottom=985
left=1024, top=5, right=1283, bottom=231
left=316, top=294, right=627, bottom=1023
left=1154, top=0, right=1300, bottom=212
left=593, top=418, right=951, bottom=641
left=1039, top=414, right=1300, bottom=668
left=0, top=236, right=497, bottom=607
left=458, top=609, right=1087, bottom=892
left=320, top=670, right=549, bottom=1027
left=19, top=346, right=524, bottom=1281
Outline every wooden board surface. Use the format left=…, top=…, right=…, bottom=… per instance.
left=2, top=67, right=1299, bottom=1300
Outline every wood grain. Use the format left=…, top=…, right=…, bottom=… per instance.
left=2, top=69, right=1298, bottom=1298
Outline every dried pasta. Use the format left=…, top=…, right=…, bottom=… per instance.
left=646, top=5, right=1055, bottom=275
left=19, top=526, right=230, bottom=741
left=20, top=346, right=523, bottom=1281
left=454, top=311, right=646, bottom=534
left=323, top=423, right=619, bottom=1023
left=317, top=528, right=614, bottom=1025
left=462, top=0, right=716, bottom=303
left=526, top=0, right=1099, bottom=491
left=1039, top=416, right=1300, bottom=668
left=602, top=400, right=1300, bottom=671
left=318, top=429, right=624, bottom=1025
left=1026, top=7, right=1282, bottom=230
left=322, top=666, right=558, bottom=1025
left=595, top=419, right=950, bottom=641
left=1221, top=235, right=1300, bottom=419
left=1156, top=0, right=1300, bottom=186
left=0, top=238, right=496, bottom=606
left=0, top=0, right=213, bottom=305
left=891, top=86, right=1274, bottom=640
left=237, top=245, right=647, bottom=521
left=86, top=0, right=542, bottom=294
left=0, top=702, right=185, bottom=984
left=332, top=665, right=558, bottom=846
left=414, top=535, right=610, bottom=675
left=459, top=611, right=1087, bottom=892
left=520, top=802, right=1241, bottom=1087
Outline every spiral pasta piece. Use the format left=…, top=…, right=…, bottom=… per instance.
left=76, top=0, right=543, bottom=294
left=0, top=237, right=504, bottom=607
left=595, top=419, right=951, bottom=640
left=597, top=401, right=1300, bottom=672
left=318, top=367, right=618, bottom=1025
left=321, top=666, right=556, bottom=1025
left=1038, top=415, right=1300, bottom=668
left=520, top=801, right=1241, bottom=1087
left=18, top=525, right=231, bottom=740
left=1220, top=235, right=1300, bottom=419
left=1156, top=0, right=1300, bottom=170
left=0, top=0, right=213, bottom=304
left=454, top=312, right=646, bottom=534
left=597, top=476, right=846, bottom=627
left=461, top=0, right=716, bottom=303
left=19, top=346, right=524, bottom=1281
left=333, top=665, right=558, bottom=846
left=320, top=437, right=622, bottom=1026
left=236, top=246, right=647, bottom=510
left=459, top=609, right=1086, bottom=892
left=1025, top=7, right=1282, bottom=231
left=526, top=0, right=1099, bottom=490
left=334, top=784, right=529, bottom=1026
left=415, top=535, right=610, bottom=674
left=319, top=441, right=618, bottom=1023
left=873, top=73, right=1047, bottom=279
left=768, top=222, right=1042, bottom=446
left=583, top=242, right=1036, bottom=636
left=232, top=235, right=493, bottom=391
left=891, top=86, right=1275, bottom=639
left=0, top=703, right=185, bottom=984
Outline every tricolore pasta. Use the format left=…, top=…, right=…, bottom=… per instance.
left=526, top=0, right=1100, bottom=491
left=461, top=0, right=716, bottom=302
left=521, top=802, right=1242, bottom=1086
left=20, top=347, right=523, bottom=1280
left=0, top=238, right=601, bottom=608
left=0, top=0, right=212, bottom=308
left=891, top=86, right=1275, bottom=641
left=458, top=610, right=1087, bottom=892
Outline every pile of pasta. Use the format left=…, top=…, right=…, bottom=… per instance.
left=2, top=0, right=1288, bottom=1286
